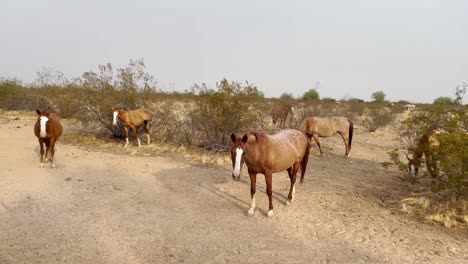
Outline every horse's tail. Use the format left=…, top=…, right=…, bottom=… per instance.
left=348, top=119, right=354, bottom=152
left=300, top=138, right=311, bottom=184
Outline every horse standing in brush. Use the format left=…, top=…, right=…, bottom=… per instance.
left=406, top=128, right=444, bottom=184
left=271, top=103, right=294, bottom=128
left=230, top=129, right=310, bottom=217
left=112, top=107, right=153, bottom=148
left=34, top=109, right=63, bottom=168
left=299, top=116, right=354, bottom=157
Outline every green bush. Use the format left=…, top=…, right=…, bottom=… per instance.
left=191, top=78, right=263, bottom=151
left=362, top=108, right=394, bottom=132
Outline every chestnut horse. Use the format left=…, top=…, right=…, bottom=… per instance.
left=112, top=107, right=153, bottom=148
left=299, top=116, right=353, bottom=157
left=271, top=103, right=294, bottom=128
left=406, top=128, right=444, bottom=183
left=230, top=129, right=310, bottom=217
left=34, top=109, right=63, bottom=168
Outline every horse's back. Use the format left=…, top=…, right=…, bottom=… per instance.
left=268, top=130, right=309, bottom=170
left=300, top=116, right=349, bottom=136
left=137, top=109, right=153, bottom=121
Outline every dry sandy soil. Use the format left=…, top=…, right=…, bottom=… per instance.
left=0, top=113, right=466, bottom=264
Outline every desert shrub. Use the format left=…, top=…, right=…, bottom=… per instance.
left=348, top=101, right=366, bottom=117
left=190, top=78, right=263, bottom=151
left=152, top=100, right=196, bottom=146
left=321, top=97, right=336, bottom=103
left=72, top=59, right=158, bottom=138
left=382, top=86, right=467, bottom=227
left=362, top=108, right=395, bottom=132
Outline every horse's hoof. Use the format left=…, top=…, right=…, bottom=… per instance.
left=40, top=163, right=44, bottom=168
left=267, top=210, right=274, bottom=217
left=286, top=200, right=291, bottom=206
left=247, top=208, right=255, bottom=215
left=52, top=164, right=56, bottom=169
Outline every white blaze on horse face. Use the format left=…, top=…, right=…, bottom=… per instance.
left=39, top=116, right=48, bottom=138
left=112, top=111, right=118, bottom=125
left=233, top=147, right=243, bottom=177
left=410, top=164, right=416, bottom=176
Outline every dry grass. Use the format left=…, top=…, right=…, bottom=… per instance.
left=61, top=129, right=232, bottom=167
left=401, top=196, right=468, bottom=228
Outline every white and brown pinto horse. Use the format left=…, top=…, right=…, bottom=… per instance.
left=34, top=110, right=63, bottom=168
left=112, top=107, right=153, bottom=148
left=299, top=116, right=353, bottom=157
left=230, top=129, right=310, bottom=217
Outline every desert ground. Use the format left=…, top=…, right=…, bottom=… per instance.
left=0, top=112, right=466, bottom=264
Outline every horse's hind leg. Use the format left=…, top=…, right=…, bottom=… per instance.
left=312, top=134, right=323, bottom=156
left=339, top=132, right=350, bottom=157
left=247, top=172, right=257, bottom=215
left=265, top=171, right=274, bottom=217
left=287, top=163, right=300, bottom=205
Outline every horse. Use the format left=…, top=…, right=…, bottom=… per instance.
left=34, top=109, right=63, bottom=168
left=271, top=103, right=294, bottom=128
left=404, top=104, right=416, bottom=111
left=406, top=128, right=444, bottom=184
left=112, top=107, right=153, bottom=148
left=298, top=116, right=354, bottom=157
left=230, top=129, right=310, bottom=217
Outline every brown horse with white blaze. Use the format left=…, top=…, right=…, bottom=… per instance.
left=299, top=116, right=353, bottom=157
left=34, top=110, right=63, bottom=168
left=230, top=129, right=310, bottom=217
left=112, top=107, right=153, bottom=148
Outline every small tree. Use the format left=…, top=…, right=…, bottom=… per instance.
left=371, top=90, right=386, bottom=103
left=433, top=96, right=453, bottom=105
left=362, top=108, right=394, bottom=132
left=302, top=89, right=320, bottom=101
left=279, top=92, right=294, bottom=100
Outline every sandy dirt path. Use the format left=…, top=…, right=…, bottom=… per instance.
left=0, top=117, right=466, bottom=264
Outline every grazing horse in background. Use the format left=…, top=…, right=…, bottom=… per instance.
left=299, top=116, right=354, bottom=157
left=34, top=109, right=63, bottom=168
left=230, top=129, right=310, bottom=217
left=271, top=103, right=294, bottom=128
left=404, top=104, right=416, bottom=111
left=112, top=107, right=153, bottom=148
left=406, top=128, right=444, bottom=184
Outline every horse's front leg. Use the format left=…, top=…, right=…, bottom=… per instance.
left=265, top=171, right=274, bottom=217
left=143, top=122, right=151, bottom=145
left=131, top=126, right=141, bottom=147
left=49, top=138, right=57, bottom=168
left=247, top=171, right=257, bottom=215
left=123, top=126, right=130, bottom=148
left=38, top=139, right=45, bottom=168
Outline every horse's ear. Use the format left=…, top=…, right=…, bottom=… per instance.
left=230, top=133, right=237, bottom=143
left=36, top=109, right=41, bottom=115
left=242, top=134, right=248, bottom=143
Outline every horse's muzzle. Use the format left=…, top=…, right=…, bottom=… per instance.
left=112, top=122, right=117, bottom=126
left=232, top=171, right=241, bottom=181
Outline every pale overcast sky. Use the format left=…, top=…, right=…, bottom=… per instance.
left=1, top=0, right=467, bottom=103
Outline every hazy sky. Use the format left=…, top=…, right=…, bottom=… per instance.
left=1, top=0, right=467, bottom=103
